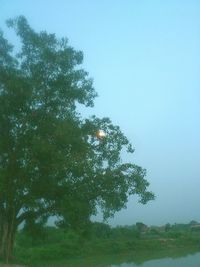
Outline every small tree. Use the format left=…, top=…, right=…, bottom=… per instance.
left=0, top=16, right=154, bottom=261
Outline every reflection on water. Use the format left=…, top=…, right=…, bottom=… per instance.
left=33, top=250, right=200, bottom=267
left=110, top=252, right=200, bottom=267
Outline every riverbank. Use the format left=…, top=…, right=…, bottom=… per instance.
left=12, top=246, right=200, bottom=267
left=4, top=223, right=200, bottom=266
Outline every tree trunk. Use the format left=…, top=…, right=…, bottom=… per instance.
left=0, top=213, right=16, bottom=263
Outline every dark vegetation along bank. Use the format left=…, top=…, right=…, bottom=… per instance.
left=9, top=221, right=200, bottom=266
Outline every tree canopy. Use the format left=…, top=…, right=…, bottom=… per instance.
left=0, top=16, right=154, bottom=261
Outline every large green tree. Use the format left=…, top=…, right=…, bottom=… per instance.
left=0, top=16, right=154, bottom=261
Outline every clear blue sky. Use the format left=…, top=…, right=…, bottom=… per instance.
left=1, top=0, right=200, bottom=226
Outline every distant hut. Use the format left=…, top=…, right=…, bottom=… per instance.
left=190, top=224, right=200, bottom=231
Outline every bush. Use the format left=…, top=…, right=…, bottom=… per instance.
left=167, top=231, right=182, bottom=238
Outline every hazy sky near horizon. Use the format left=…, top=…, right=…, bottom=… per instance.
left=1, top=0, right=200, bottom=226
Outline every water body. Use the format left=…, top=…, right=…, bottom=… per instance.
left=32, top=251, right=200, bottom=267
left=110, top=252, right=200, bottom=267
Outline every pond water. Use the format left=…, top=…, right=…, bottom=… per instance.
left=31, top=250, right=200, bottom=267
left=110, top=252, right=200, bottom=267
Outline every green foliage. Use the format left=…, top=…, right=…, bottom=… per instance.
left=171, top=223, right=189, bottom=231
left=15, top=227, right=81, bottom=265
left=12, top=223, right=200, bottom=265
left=110, top=225, right=140, bottom=239
left=150, top=228, right=159, bottom=234
left=166, top=231, right=183, bottom=238
left=0, top=15, right=154, bottom=260
left=89, top=222, right=112, bottom=239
